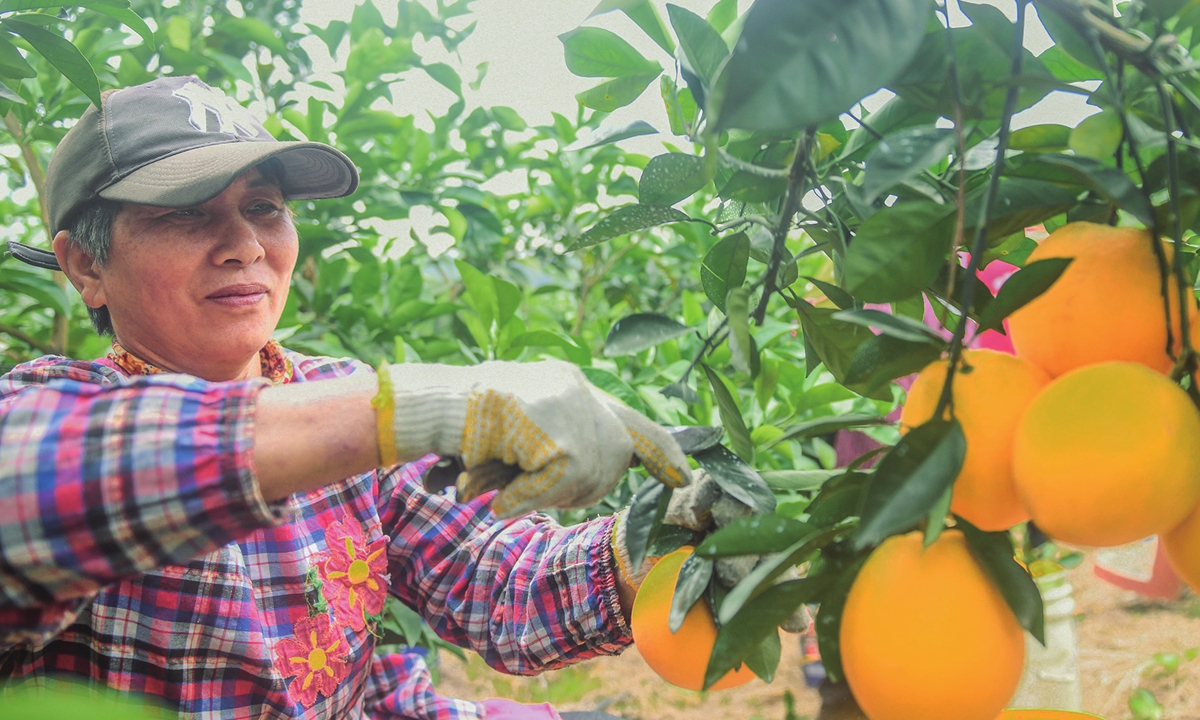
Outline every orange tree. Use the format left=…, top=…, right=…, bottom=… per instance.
left=4, top=0, right=1200, bottom=704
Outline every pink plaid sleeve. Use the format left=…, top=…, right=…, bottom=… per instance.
left=376, top=459, right=633, bottom=677
left=0, top=359, right=291, bottom=650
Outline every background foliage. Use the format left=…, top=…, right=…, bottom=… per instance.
left=4, top=0, right=1200, bottom=697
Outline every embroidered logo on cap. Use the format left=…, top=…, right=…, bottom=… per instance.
left=172, top=81, right=261, bottom=138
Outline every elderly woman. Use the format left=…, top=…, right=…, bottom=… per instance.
left=0, top=76, right=691, bottom=719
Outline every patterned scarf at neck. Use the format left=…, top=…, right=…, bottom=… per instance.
left=108, top=339, right=294, bottom=385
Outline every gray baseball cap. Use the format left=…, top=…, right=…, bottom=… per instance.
left=7, top=76, right=359, bottom=271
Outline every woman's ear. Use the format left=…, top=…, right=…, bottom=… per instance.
left=53, top=230, right=107, bottom=309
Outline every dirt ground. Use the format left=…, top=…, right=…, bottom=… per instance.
left=434, top=552, right=1200, bottom=720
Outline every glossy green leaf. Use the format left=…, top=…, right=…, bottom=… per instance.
left=718, top=520, right=854, bottom=624
left=853, top=418, right=966, bottom=550
left=860, top=126, right=955, bottom=204
left=1010, top=154, right=1154, bottom=228
left=975, top=258, right=1072, bottom=332
left=693, top=444, right=775, bottom=515
left=832, top=308, right=944, bottom=345
left=569, top=119, right=658, bottom=150
left=844, top=334, right=945, bottom=393
left=560, top=27, right=660, bottom=78
left=959, top=518, right=1046, bottom=644
left=1009, top=123, right=1072, bottom=152
left=625, top=480, right=672, bottom=570
left=923, top=485, right=952, bottom=547
left=807, top=472, right=871, bottom=528
left=576, top=72, right=662, bottom=112
left=669, top=552, right=712, bottom=633
left=604, top=313, right=693, bottom=357
left=760, top=469, right=841, bottom=491
left=695, top=515, right=816, bottom=558
left=812, top=553, right=869, bottom=682
left=568, top=204, right=691, bottom=251
left=0, top=268, right=72, bottom=317
left=639, top=152, right=713, bottom=206
left=701, top=232, right=749, bottom=312
left=725, top=287, right=753, bottom=376
left=843, top=201, right=954, bottom=303
left=804, top=276, right=853, bottom=310
left=666, top=4, right=728, bottom=86
left=706, top=0, right=738, bottom=33
left=590, top=0, right=676, bottom=55
left=767, top=414, right=890, bottom=449
left=702, top=363, right=753, bottom=461
left=1068, top=110, right=1123, bottom=161
left=581, top=366, right=647, bottom=413
left=705, top=578, right=829, bottom=689
left=713, top=0, right=936, bottom=132
left=742, top=627, right=782, bottom=682
left=423, top=62, right=462, bottom=96
left=649, top=523, right=697, bottom=556
left=0, top=79, right=23, bottom=104
left=0, top=35, right=36, bottom=78
left=454, top=259, right=497, bottom=330
left=3, top=19, right=100, bottom=106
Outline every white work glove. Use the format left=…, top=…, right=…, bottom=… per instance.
left=376, top=360, right=691, bottom=518
left=613, top=469, right=810, bottom=632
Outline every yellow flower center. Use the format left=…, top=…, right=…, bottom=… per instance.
left=307, top=647, right=327, bottom=672
left=348, top=559, right=371, bottom=585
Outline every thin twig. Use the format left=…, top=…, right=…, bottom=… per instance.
left=1157, top=82, right=1198, bottom=390
left=717, top=148, right=791, bottom=179
left=940, top=0, right=968, bottom=300
left=934, top=0, right=1029, bottom=419
left=752, top=132, right=812, bottom=325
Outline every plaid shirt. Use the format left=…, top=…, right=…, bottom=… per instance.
left=0, top=350, right=632, bottom=718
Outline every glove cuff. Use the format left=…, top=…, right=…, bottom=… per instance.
left=378, top=365, right=471, bottom=463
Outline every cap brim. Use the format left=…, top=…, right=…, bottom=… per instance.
left=99, top=140, right=359, bottom=208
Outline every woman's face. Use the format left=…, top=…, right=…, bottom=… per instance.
left=86, top=169, right=297, bottom=381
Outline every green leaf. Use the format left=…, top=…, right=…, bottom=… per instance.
left=669, top=552, right=712, bottom=633
left=725, top=287, right=753, bottom=376
left=923, top=486, right=952, bottom=547
left=767, top=414, right=889, bottom=449
left=813, top=553, right=869, bottom=683
left=742, top=627, right=782, bottom=682
left=844, top=334, right=944, bottom=392
left=0, top=268, right=72, bottom=316
left=860, top=126, right=955, bottom=204
left=712, top=0, right=936, bottom=132
left=576, top=72, right=662, bottom=112
left=718, top=521, right=854, bottom=624
left=649, top=523, right=697, bottom=556
left=807, top=472, right=870, bottom=528
left=454, top=259, right=497, bottom=331
left=625, top=481, right=673, bottom=570
left=975, top=258, right=1072, bottom=332
left=90, top=3, right=156, bottom=48
left=0, top=78, right=23, bottom=104
left=666, top=3, right=728, bottom=86
left=1068, top=110, right=1123, bottom=161
left=804, top=276, right=853, bottom=310
left=694, top=515, right=816, bottom=558
left=581, top=366, right=646, bottom=413
left=964, top=177, right=1080, bottom=242
left=0, top=35, right=36, bottom=78
left=559, top=27, right=660, bottom=78
left=701, top=364, right=753, bottom=462
left=568, top=204, right=691, bottom=251
left=692, top=444, right=775, bottom=514
left=569, top=119, right=658, bottom=150
left=604, top=313, right=694, bottom=356
left=706, top=0, right=738, bottom=33
left=1128, top=688, right=1165, bottom=720
left=843, top=201, right=955, bottom=303
left=789, top=298, right=892, bottom=401
left=590, top=0, right=676, bottom=55
left=423, top=62, right=462, bottom=97
left=1009, top=123, right=1072, bottom=152
left=760, top=469, right=841, bottom=491
left=1010, top=154, right=1154, bottom=228
left=639, top=152, right=713, bottom=206
left=959, top=518, right=1046, bottom=644
left=705, top=578, right=830, bottom=689
left=831, top=308, right=945, bottom=345
left=853, top=418, right=966, bottom=550
left=215, top=15, right=288, bottom=55
left=701, top=232, right=749, bottom=312
left=3, top=19, right=100, bottom=106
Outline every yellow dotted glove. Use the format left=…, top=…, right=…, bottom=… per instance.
left=377, top=360, right=692, bottom=518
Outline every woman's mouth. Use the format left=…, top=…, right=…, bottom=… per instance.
left=207, top=283, right=268, bottom=308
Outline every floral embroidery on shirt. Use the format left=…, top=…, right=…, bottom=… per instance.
left=273, top=613, right=350, bottom=708
left=107, top=339, right=295, bottom=384
left=320, top=516, right=390, bottom=632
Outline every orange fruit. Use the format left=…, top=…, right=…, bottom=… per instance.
left=1008, top=222, right=1192, bottom=377
left=900, top=349, right=1048, bottom=531
left=1013, top=362, right=1200, bottom=547
left=1162, top=501, right=1200, bottom=593
left=995, top=712, right=1108, bottom=719
left=840, top=530, right=1025, bottom=720
left=630, top=546, right=756, bottom=691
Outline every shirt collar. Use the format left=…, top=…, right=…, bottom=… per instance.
left=107, top=339, right=294, bottom=385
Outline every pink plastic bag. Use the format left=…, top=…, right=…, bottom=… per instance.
left=480, top=698, right=564, bottom=720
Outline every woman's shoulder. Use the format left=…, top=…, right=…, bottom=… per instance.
left=1, top=355, right=124, bottom=395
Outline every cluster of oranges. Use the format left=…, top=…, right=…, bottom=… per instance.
left=842, top=221, right=1200, bottom=720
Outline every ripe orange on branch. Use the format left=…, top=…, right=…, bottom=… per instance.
left=900, top=349, right=1048, bottom=531
left=840, top=530, right=1024, bottom=720
left=1008, top=221, right=1193, bottom=378
left=630, top=547, right=756, bottom=692
left=1013, top=362, right=1200, bottom=547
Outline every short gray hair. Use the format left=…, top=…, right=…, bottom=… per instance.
left=68, top=198, right=121, bottom=336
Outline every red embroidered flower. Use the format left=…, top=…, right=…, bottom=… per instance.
left=321, top=517, right=390, bottom=631
left=273, top=613, right=349, bottom=708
